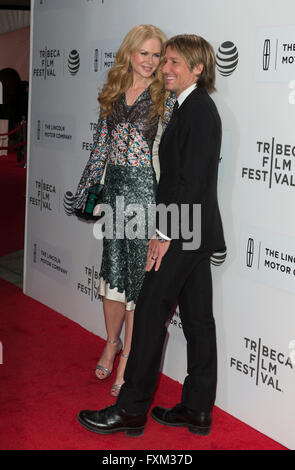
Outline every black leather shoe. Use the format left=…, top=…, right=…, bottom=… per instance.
left=151, top=403, right=211, bottom=435
left=77, top=405, right=146, bottom=437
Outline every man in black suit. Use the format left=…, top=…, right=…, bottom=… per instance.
left=78, top=34, right=226, bottom=437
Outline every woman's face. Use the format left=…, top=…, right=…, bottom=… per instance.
left=130, top=37, right=162, bottom=81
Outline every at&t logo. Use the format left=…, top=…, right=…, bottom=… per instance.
left=63, top=191, right=75, bottom=215
left=68, top=50, right=80, bottom=76
left=216, top=41, right=239, bottom=77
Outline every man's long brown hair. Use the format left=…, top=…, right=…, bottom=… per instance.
left=165, top=34, right=216, bottom=93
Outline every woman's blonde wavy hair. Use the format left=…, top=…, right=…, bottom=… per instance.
left=98, top=24, right=167, bottom=120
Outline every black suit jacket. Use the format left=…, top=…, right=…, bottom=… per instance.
left=156, top=86, right=225, bottom=252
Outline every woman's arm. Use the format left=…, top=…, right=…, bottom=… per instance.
left=73, top=116, right=109, bottom=210
left=151, top=119, right=162, bottom=183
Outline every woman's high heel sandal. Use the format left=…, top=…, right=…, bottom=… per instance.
left=110, top=352, right=129, bottom=397
left=95, top=338, right=122, bottom=380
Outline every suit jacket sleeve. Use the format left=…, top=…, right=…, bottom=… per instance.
left=175, top=100, right=220, bottom=205
left=156, top=97, right=222, bottom=242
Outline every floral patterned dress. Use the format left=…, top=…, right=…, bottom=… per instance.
left=74, top=87, right=174, bottom=310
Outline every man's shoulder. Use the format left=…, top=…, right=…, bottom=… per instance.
left=184, top=87, right=217, bottom=112
left=179, top=87, right=220, bottom=128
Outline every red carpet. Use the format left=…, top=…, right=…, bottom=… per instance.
left=0, top=278, right=287, bottom=450
left=0, top=152, right=26, bottom=257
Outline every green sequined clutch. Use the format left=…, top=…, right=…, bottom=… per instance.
left=75, top=183, right=104, bottom=221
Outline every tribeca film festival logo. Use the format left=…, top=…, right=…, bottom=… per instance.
left=81, top=121, right=99, bottom=152
left=77, top=265, right=100, bottom=302
left=33, top=47, right=81, bottom=79
left=33, top=47, right=61, bottom=79
left=216, top=41, right=239, bottom=77
left=230, top=337, right=295, bottom=392
left=29, top=179, right=57, bottom=212
left=242, top=139, right=295, bottom=189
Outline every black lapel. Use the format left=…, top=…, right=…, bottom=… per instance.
left=160, top=87, right=202, bottom=146
left=160, top=103, right=179, bottom=145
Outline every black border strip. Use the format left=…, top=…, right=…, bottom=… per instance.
left=0, top=6, right=30, bottom=10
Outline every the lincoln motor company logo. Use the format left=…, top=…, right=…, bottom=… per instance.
left=256, top=28, right=295, bottom=80
left=263, top=39, right=271, bottom=71
left=93, top=47, right=117, bottom=73
left=246, top=238, right=254, bottom=268
left=261, top=37, right=295, bottom=72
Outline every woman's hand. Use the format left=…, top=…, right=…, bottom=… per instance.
left=145, top=236, right=170, bottom=272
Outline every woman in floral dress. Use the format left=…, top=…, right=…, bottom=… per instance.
left=73, top=24, right=173, bottom=395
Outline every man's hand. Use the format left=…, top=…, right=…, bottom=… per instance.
left=145, top=236, right=170, bottom=272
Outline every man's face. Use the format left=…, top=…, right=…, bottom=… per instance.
left=162, top=46, right=203, bottom=97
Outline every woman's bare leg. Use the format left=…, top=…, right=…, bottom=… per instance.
left=111, top=309, right=134, bottom=394
left=95, top=298, right=125, bottom=379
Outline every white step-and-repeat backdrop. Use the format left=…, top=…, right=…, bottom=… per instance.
left=24, top=0, right=295, bottom=449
